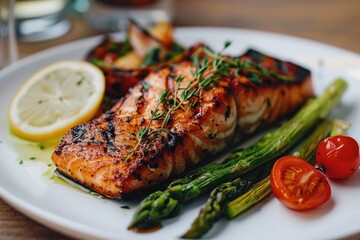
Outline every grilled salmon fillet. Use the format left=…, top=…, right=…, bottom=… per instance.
left=52, top=50, right=313, bottom=199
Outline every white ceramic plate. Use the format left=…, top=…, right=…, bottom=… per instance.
left=1, top=28, right=360, bottom=240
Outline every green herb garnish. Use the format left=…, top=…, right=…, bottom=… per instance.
left=142, top=47, right=161, bottom=67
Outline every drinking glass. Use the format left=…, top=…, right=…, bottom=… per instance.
left=15, top=0, right=71, bottom=42
left=86, top=0, right=174, bottom=32
left=0, top=0, right=18, bottom=69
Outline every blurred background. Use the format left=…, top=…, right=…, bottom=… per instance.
left=16, top=0, right=360, bottom=57
left=1, top=0, right=359, bottom=239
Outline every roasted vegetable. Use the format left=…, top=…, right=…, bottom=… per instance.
left=128, top=79, right=347, bottom=230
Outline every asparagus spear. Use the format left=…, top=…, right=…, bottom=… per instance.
left=182, top=118, right=342, bottom=238
left=225, top=119, right=350, bottom=220
left=181, top=161, right=273, bottom=238
left=129, top=79, right=347, bottom=230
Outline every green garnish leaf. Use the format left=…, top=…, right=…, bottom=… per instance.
left=141, top=81, right=150, bottom=91
left=142, top=47, right=161, bottom=67
left=38, top=144, right=45, bottom=150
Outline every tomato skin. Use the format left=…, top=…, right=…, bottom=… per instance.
left=270, top=156, right=331, bottom=211
left=316, top=135, right=360, bottom=179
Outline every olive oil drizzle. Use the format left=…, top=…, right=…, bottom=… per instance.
left=7, top=133, right=100, bottom=197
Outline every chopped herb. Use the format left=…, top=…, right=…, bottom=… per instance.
left=125, top=42, right=234, bottom=161
left=125, top=40, right=294, bottom=161
left=90, top=58, right=113, bottom=68
left=76, top=77, right=85, bottom=86
left=223, top=40, right=232, bottom=50
left=107, top=146, right=116, bottom=153
left=121, top=206, right=130, bottom=209
left=164, top=112, right=172, bottom=125
left=141, top=81, right=150, bottom=91
left=188, top=101, right=199, bottom=109
left=108, top=43, right=118, bottom=51
left=117, top=40, right=132, bottom=57
left=38, top=144, right=45, bottom=150
left=19, top=160, right=24, bottom=165
left=142, top=47, right=161, bottom=67
left=248, top=73, right=261, bottom=84
left=48, top=164, right=52, bottom=167
left=165, top=42, right=185, bottom=60
left=30, top=157, right=36, bottom=160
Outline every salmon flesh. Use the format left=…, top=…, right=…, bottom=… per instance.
left=52, top=48, right=313, bottom=198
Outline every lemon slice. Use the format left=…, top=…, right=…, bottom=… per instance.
left=8, top=61, right=105, bottom=142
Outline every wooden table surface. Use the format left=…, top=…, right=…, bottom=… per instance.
left=1, top=0, right=360, bottom=239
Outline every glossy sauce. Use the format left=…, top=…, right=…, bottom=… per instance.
left=130, top=224, right=162, bottom=233
left=7, top=133, right=101, bottom=197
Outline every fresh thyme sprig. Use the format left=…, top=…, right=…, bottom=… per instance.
left=123, top=41, right=294, bottom=162
left=200, top=45, right=294, bottom=82
left=122, top=43, right=229, bottom=162
left=123, top=76, right=183, bottom=162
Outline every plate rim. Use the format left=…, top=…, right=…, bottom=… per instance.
left=1, top=26, right=360, bottom=239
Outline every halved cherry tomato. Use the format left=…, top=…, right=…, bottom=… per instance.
left=270, top=156, right=331, bottom=211
left=316, top=135, right=360, bottom=179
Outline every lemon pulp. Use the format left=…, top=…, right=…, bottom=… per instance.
left=8, top=61, right=105, bottom=141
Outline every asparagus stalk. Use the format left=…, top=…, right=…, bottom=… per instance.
left=129, top=79, right=347, bottom=230
left=225, top=118, right=350, bottom=220
left=183, top=118, right=342, bottom=238
left=181, top=161, right=273, bottom=238
left=181, top=178, right=252, bottom=238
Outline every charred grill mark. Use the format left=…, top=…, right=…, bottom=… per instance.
left=105, top=122, right=115, bottom=141
left=71, top=125, right=87, bottom=143
left=104, top=112, right=115, bottom=122
left=265, top=98, right=271, bottom=108
left=101, top=122, right=117, bottom=154
left=135, top=95, right=146, bottom=114
left=132, top=172, right=142, bottom=181
left=125, top=116, right=132, bottom=123
left=52, top=46, right=313, bottom=199
left=147, top=161, right=159, bottom=170
left=263, top=78, right=273, bottom=86
left=207, top=133, right=217, bottom=139
left=225, top=106, right=231, bottom=121
left=165, top=132, right=180, bottom=152
left=54, top=140, right=66, bottom=155
left=243, top=49, right=310, bottom=85
left=247, top=50, right=264, bottom=63
left=212, top=96, right=220, bottom=107
left=225, top=86, right=232, bottom=94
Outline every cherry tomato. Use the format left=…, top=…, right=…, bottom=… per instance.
left=270, top=156, right=331, bottom=211
left=316, top=135, right=360, bottom=179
